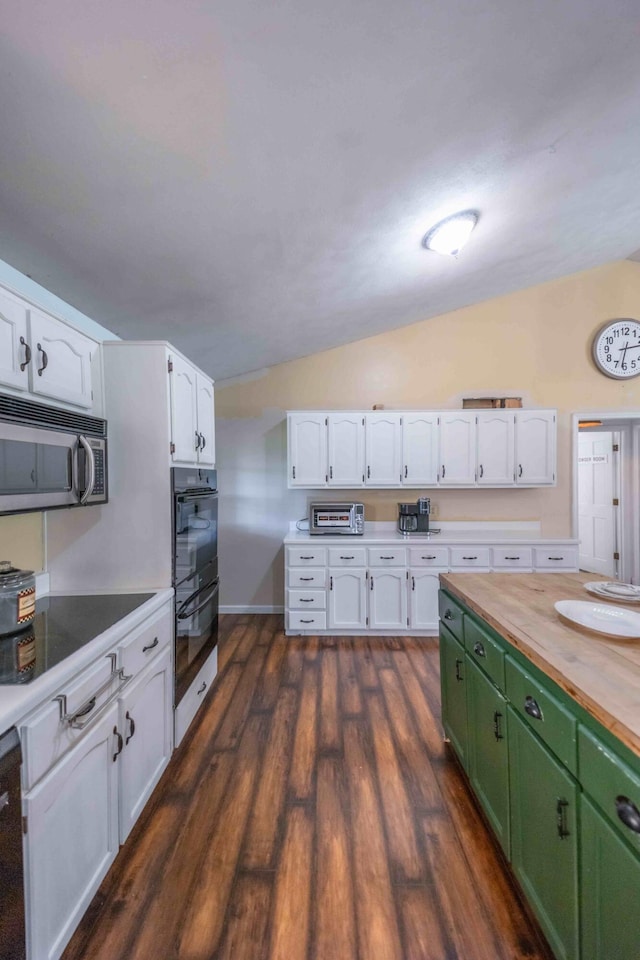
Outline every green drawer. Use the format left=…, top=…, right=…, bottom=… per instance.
left=505, top=656, right=577, bottom=775
left=579, top=726, right=640, bottom=857
left=438, top=590, right=464, bottom=644
left=464, top=615, right=505, bottom=690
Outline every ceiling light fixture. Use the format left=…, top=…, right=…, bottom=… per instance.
left=422, top=210, right=479, bottom=256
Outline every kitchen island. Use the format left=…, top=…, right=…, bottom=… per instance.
left=438, top=571, right=640, bottom=960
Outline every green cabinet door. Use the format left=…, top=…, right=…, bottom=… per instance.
left=466, top=657, right=510, bottom=857
left=439, top=623, right=468, bottom=768
left=581, top=796, right=640, bottom=960
left=508, top=708, right=579, bottom=960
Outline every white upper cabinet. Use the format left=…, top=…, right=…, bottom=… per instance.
left=0, top=293, right=96, bottom=409
left=439, top=412, right=476, bottom=485
left=402, top=413, right=439, bottom=485
left=365, top=413, right=402, bottom=486
left=0, top=286, right=30, bottom=391
left=328, top=413, right=365, bottom=486
left=515, top=410, right=556, bottom=485
left=169, top=356, right=215, bottom=466
left=289, top=412, right=328, bottom=487
left=476, top=412, right=515, bottom=486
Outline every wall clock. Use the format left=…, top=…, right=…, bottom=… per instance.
left=592, top=319, right=640, bottom=379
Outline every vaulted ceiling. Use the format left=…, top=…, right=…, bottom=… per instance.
left=1, top=0, right=639, bottom=380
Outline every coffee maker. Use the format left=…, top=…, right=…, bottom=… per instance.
left=397, top=497, right=439, bottom=535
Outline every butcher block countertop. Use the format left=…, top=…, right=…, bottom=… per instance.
left=439, top=571, right=640, bottom=758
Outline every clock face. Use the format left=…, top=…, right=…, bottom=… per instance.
left=592, top=319, right=640, bottom=379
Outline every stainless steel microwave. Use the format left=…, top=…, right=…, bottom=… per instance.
left=309, top=502, right=364, bottom=535
left=0, top=393, right=108, bottom=515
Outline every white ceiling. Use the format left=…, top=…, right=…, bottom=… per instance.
left=1, top=0, right=640, bottom=380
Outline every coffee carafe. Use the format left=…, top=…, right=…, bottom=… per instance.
left=397, top=498, right=436, bottom=535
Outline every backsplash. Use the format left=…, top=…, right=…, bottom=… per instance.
left=0, top=514, right=44, bottom=571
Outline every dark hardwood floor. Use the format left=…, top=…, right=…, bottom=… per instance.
left=62, top=615, right=553, bottom=960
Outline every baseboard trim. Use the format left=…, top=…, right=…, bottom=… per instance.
left=220, top=605, right=284, bottom=614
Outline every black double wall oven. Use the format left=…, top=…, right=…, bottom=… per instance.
left=172, top=468, right=219, bottom=706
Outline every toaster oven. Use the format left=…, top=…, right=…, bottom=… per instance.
left=309, top=502, right=364, bottom=536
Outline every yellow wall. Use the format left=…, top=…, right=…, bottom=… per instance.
left=217, top=260, right=640, bottom=537
left=0, top=513, right=44, bottom=572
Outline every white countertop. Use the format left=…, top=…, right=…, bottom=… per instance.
left=284, top=520, right=577, bottom=546
left=0, top=588, right=174, bottom=734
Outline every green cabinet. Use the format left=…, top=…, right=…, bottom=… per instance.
left=439, top=622, right=468, bottom=768
left=580, top=796, right=640, bottom=960
left=508, top=708, right=579, bottom=960
left=466, top=656, right=510, bottom=856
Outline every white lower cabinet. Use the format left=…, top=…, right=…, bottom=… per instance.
left=369, top=568, right=407, bottom=630
left=409, top=568, right=443, bottom=631
left=23, top=704, right=120, bottom=960
left=328, top=568, right=367, bottom=630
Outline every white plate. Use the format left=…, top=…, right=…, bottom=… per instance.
left=555, top=600, right=640, bottom=639
left=584, top=581, right=640, bottom=602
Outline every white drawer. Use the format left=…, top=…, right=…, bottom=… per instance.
left=21, top=653, right=122, bottom=789
left=288, top=610, right=327, bottom=631
left=533, top=547, right=578, bottom=569
left=174, top=647, right=218, bottom=746
left=288, top=589, right=326, bottom=610
left=368, top=547, right=407, bottom=566
left=288, top=568, right=327, bottom=588
left=408, top=546, right=449, bottom=567
left=119, top=604, right=172, bottom=679
left=328, top=547, right=367, bottom=566
left=449, top=546, right=491, bottom=568
left=491, top=547, right=533, bottom=569
left=286, top=546, right=327, bottom=566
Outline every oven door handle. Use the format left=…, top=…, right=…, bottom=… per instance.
left=78, top=435, right=96, bottom=505
left=177, top=578, right=220, bottom=620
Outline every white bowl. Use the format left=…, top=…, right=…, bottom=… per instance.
left=555, top=600, right=640, bottom=639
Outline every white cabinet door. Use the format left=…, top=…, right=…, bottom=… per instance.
left=328, top=568, right=367, bottom=629
left=288, top=413, right=327, bottom=487
left=119, top=647, right=173, bottom=843
left=439, top=412, right=476, bottom=485
left=23, top=704, right=120, bottom=960
left=365, top=413, right=402, bottom=486
left=327, top=413, right=365, bottom=486
left=515, top=411, right=556, bottom=485
left=0, top=287, right=30, bottom=391
left=28, top=307, right=94, bottom=409
left=409, top=569, right=442, bottom=630
left=170, top=354, right=199, bottom=464
left=402, top=413, right=439, bottom=485
left=477, top=412, right=515, bottom=486
left=369, top=568, right=407, bottom=630
left=196, top=373, right=216, bottom=466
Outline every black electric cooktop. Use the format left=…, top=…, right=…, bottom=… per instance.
left=0, top=593, right=155, bottom=685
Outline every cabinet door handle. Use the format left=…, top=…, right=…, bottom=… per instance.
left=370, top=576, right=374, bottom=590
left=404, top=465, right=408, bottom=478
left=518, top=463, right=523, bottom=477
left=36, top=343, right=48, bottom=376
left=524, top=695, right=543, bottom=720
left=112, top=726, right=124, bottom=762
left=19, top=336, right=31, bottom=371
left=74, top=696, right=97, bottom=720
left=493, top=710, right=504, bottom=741
left=367, top=465, right=371, bottom=479
left=479, top=464, right=483, bottom=478
left=455, top=659, right=463, bottom=682
left=444, top=609, right=453, bottom=620
left=412, top=576, right=415, bottom=591
left=329, top=465, right=333, bottom=479
left=200, top=432, right=206, bottom=450
left=195, top=430, right=201, bottom=451
left=556, top=798, right=570, bottom=839
left=473, top=641, right=486, bottom=658
left=422, top=555, right=437, bottom=560
left=330, top=576, right=333, bottom=590
left=442, top=464, right=446, bottom=478
left=197, top=682, right=207, bottom=695
left=125, top=710, right=136, bottom=745
left=292, top=466, right=296, bottom=479
left=462, top=556, right=478, bottom=560
left=615, top=796, right=640, bottom=834
left=142, top=636, right=159, bottom=653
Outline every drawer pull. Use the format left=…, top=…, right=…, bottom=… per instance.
left=422, top=555, right=437, bottom=560
left=300, top=598, right=315, bottom=603
left=444, top=609, right=454, bottom=620
left=197, top=682, right=207, bottom=695
left=299, top=577, right=315, bottom=581
left=112, top=726, right=124, bottom=762
left=616, top=796, right=640, bottom=834
left=340, top=556, right=355, bottom=560
left=300, top=619, right=315, bottom=624
left=462, top=556, right=478, bottom=560
left=74, top=697, right=97, bottom=720
left=142, top=636, right=159, bottom=653
left=455, top=659, right=463, bottom=682
left=548, top=556, right=564, bottom=561
left=524, top=695, right=543, bottom=720
left=473, top=641, right=486, bottom=658
left=125, top=710, right=136, bottom=745
left=379, top=556, right=395, bottom=560
left=504, top=556, right=521, bottom=561
left=299, top=555, right=315, bottom=560
left=493, top=711, right=504, bottom=741
left=556, top=798, right=570, bottom=839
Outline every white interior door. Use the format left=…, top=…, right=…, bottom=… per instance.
left=578, top=432, right=615, bottom=576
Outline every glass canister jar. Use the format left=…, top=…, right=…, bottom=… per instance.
left=0, top=561, right=36, bottom=636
